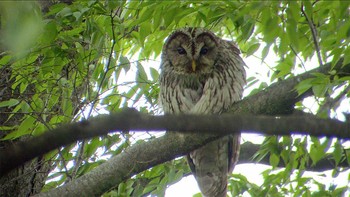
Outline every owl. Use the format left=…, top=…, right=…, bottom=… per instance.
left=159, top=27, right=246, bottom=197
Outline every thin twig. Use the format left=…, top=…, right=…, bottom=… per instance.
left=301, top=4, right=323, bottom=66
left=290, top=45, right=306, bottom=72
left=86, top=11, right=117, bottom=118
left=69, top=141, right=86, bottom=182
left=318, top=84, right=350, bottom=116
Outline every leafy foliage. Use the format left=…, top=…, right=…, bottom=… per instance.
left=0, top=0, right=349, bottom=196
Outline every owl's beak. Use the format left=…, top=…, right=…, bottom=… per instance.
left=191, top=60, right=196, bottom=72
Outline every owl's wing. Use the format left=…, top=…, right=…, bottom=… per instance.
left=228, top=133, right=241, bottom=173
left=190, top=61, right=245, bottom=115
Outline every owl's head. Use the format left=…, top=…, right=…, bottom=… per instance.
left=162, top=27, right=220, bottom=74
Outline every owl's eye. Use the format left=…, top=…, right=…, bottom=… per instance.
left=200, top=47, right=208, bottom=55
left=177, top=47, right=186, bottom=55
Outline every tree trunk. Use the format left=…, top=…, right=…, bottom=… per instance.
left=0, top=1, right=78, bottom=196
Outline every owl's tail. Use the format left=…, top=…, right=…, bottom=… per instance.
left=195, top=172, right=228, bottom=197
left=187, top=136, right=236, bottom=197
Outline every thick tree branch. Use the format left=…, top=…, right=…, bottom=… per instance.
left=33, top=132, right=221, bottom=197
left=1, top=109, right=349, bottom=177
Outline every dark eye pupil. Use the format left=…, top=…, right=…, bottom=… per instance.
left=177, top=47, right=186, bottom=55
left=200, top=47, right=208, bottom=55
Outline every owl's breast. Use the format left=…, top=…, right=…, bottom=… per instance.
left=180, top=75, right=205, bottom=103
left=160, top=71, right=208, bottom=113
left=183, top=85, right=202, bottom=104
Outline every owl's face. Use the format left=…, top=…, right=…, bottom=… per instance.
left=163, top=28, right=220, bottom=75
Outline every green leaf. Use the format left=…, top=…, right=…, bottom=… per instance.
left=138, top=7, right=154, bottom=25
left=0, top=55, right=12, bottom=65
left=32, top=123, right=46, bottom=136
left=164, top=7, right=178, bottom=27
left=20, top=82, right=28, bottom=94
left=143, top=177, right=160, bottom=194
left=312, top=84, right=327, bottom=97
left=240, top=20, right=255, bottom=41
left=295, top=78, right=314, bottom=95
left=310, top=142, right=325, bottom=165
left=42, top=21, right=58, bottom=44
left=0, top=99, right=20, bottom=108
left=303, top=1, right=313, bottom=21
left=193, top=193, right=203, bottom=197
left=269, top=153, right=280, bottom=168
left=136, top=62, right=149, bottom=84
left=1, top=2, right=44, bottom=57
left=332, top=141, right=343, bottom=166
left=2, top=116, right=35, bottom=140
left=246, top=43, right=260, bottom=56
left=85, top=138, right=103, bottom=157
left=0, top=126, right=15, bottom=131
left=117, top=182, right=127, bottom=196
left=139, top=22, right=152, bottom=47
left=152, top=6, right=162, bottom=31
left=150, top=67, right=159, bottom=81
left=119, top=55, right=131, bottom=73
left=261, top=44, right=271, bottom=61
left=58, top=7, right=72, bottom=17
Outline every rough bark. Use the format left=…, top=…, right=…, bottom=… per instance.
left=2, top=108, right=350, bottom=176
left=0, top=63, right=55, bottom=197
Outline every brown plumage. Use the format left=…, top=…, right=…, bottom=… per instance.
left=159, top=27, right=246, bottom=197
